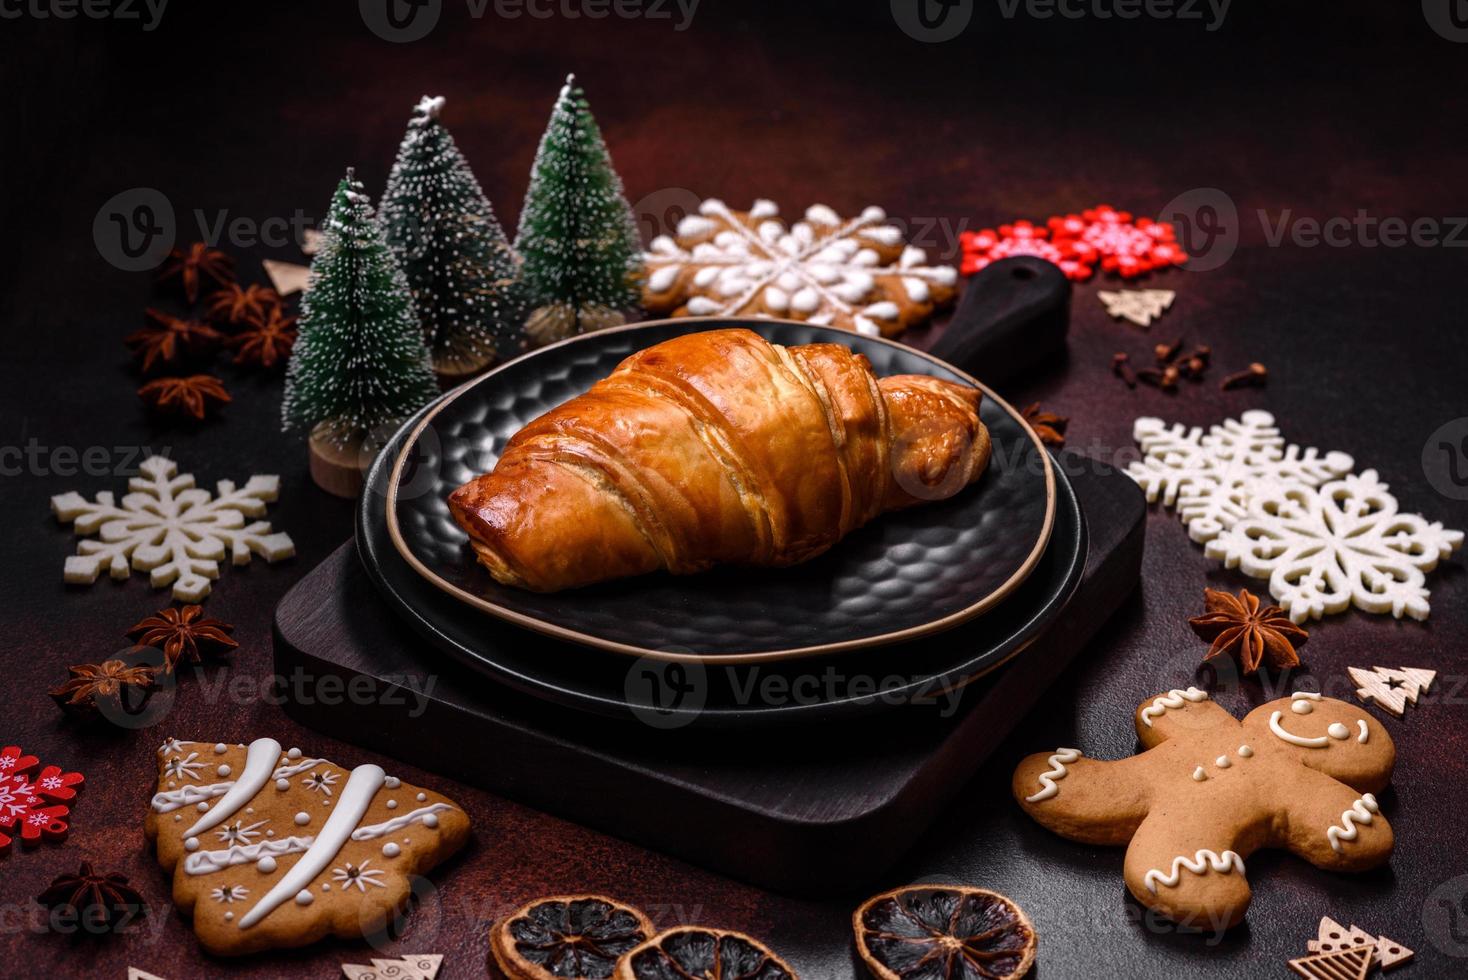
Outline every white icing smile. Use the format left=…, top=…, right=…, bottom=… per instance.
left=1269, top=711, right=1353, bottom=749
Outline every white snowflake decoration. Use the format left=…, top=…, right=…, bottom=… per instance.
left=1206, top=470, right=1463, bottom=622
left=303, top=770, right=338, bottom=795
left=332, top=860, right=386, bottom=892
left=163, top=753, right=205, bottom=781
left=1128, top=410, right=1354, bottom=542
left=215, top=819, right=268, bottom=845
left=211, top=885, right=249, bottom=903
left=51, top=455, right=294, bottom=601
left=643, top=198, right=957, bottom=337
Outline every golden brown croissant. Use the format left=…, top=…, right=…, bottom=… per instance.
left=448, top=328, right=991, bottom=591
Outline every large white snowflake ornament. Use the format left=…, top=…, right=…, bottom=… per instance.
left=1205, top=470, right=1462, bottom=623
left=642, top=199, right=958, bottom=337
left=1127, top=410, right=1354, bottom=542
left=51, top=455, right=294, bottom=601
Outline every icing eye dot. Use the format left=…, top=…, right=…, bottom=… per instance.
left=224, top=912, right=233, bottom=921
left=1238, top=745, right=1254, bottom=757
left=294, top=889, right=313, bottom=906
left=423, top=813, right=440, bottom=828
left=213, top=743, right=228, bottom=754
left=1328, top=723, right=1349, bottom=740
left=184, top=837, right=199, bottom=852
left=217, top=765, right=231, bottom=777
left=196, top=802, right=209, bottom=812
left=384, top=776, right=401, bottom=789
left=287, top=747, right=302, bottom=760
left=383, top=842, right=401, bottom=858
left=386, top=800, right=398, bottom=810
left=257, top=856, right=277, bottom=873
left=1215, top=756, right=1231, bottom=768
left=416, top=792, right=427, bottom=802
left=174, top=814, right=182, bottom=822
left=294, top=812, right=310, bottom=826
left=275, top=778, right=290, bottom=791
left=1292, top=700, right=1314, bottom=715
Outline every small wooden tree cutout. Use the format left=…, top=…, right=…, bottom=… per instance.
left=1099, top=288, right=1175, bottom=327
left=1305, top=915, right=1414, bottom=971
left=1349, top=666, right=1436, bottom=716
left=341, top=953, right=443, bottom=980
left=1288, top=944, right=1373, bottom=980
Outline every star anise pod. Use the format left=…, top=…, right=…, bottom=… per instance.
left=49, top=659, right=158, bottom=717
left=156, top=242, right=235, bottom=302
left=138, top=374, right=231, bottom=421
left=230, top=306, right=298, bottom=369
left=126, top=604, right=238, bottom=671
left=126, top=309, right=224, bottom=372
left=205, top=282, right=280, bottom=326
left=1021, top=402, right=1069, bottom=447
left=38, top=862, right=146, bottom=932
left=1189, top=587, right=1308, bottom=674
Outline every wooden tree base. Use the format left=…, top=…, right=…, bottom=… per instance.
left=308, top=423, right=372, bottom=498
left=432, top=347, right=497, bottom=381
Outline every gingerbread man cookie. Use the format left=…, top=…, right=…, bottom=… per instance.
left=144, top=737, right=469, bottom=955
left=1012, top=690, right=1395, bottom=930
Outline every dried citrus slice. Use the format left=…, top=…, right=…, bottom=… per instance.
left=615, top=926, right=798, bottom=979
left=492, top=894, right=655, bottom=980
left=853, top=885, right=1037, bottom=980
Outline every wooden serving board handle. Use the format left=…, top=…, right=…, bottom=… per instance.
left=926, top=256, right=1071, bottom=387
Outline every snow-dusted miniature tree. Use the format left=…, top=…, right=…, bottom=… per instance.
left=513, top=74, right=642, bottom=344
left=281, top=169, right=438, bottom=445
left=381, top=95, right=527, bottom=375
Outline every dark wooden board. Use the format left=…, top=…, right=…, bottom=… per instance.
left=273, top=456, right=1143, bottom=894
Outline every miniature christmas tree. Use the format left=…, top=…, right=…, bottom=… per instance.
left=382, top=95, right=528, bottom=376
left=281, top=169, right=439, bottom=496
left=514, top=74, right=642, bottom=345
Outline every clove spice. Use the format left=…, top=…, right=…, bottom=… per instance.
left=1112, top=352, right=1138, bottom=388
left=1219, top=362, right=1268, bottom=390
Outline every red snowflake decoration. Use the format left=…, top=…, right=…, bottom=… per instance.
left=959, top=221, right=1095, bottom=281
left=1047, top=205, right=1188, bottom=278
left=0, top=745, right=84, bottom=853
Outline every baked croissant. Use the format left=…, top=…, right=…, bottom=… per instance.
left=448, top=328, right=991, bottom=592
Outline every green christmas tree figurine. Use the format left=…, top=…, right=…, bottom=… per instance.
left=281, top=168, right=440, bottom=496
left=514, top=74, right=642, bottom=345
left=382, top=94, right=528, bottom=377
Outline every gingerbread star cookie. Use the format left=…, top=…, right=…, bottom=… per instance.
left=144, top=738, right=469, bottom=955
left=642, top=198, right=958, bottom=337
left=1012, top=690, right=1395, bottom=930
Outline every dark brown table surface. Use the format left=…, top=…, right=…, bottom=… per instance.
left=4, top=3, right=1467, bottom=977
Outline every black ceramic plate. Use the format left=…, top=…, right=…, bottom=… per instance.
left=356, top=421, right=1085, bottom=726
left=378, top=318, right=1058, bottom=661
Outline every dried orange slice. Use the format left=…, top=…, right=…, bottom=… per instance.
left=615, top=926, right=798, bottom=979
left=492, top=894, right=654, bottom=980
left=853, top=885, right=1037, bottom=980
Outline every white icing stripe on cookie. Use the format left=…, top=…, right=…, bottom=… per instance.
left=184, top=836, right=315, bottom=875
left=1269, top=711, right=1331, bottom=748
left=238, top=764, right=386, bottom=930
left=1024, top=749, right=1082, bottom=803
left=350, top=803, right=453, bottom=840
left=152, top=782, right=231, bottom=813
left=1143, top=849, right=1245, bottom=893
left=1357, top=720, right=1369, bottom=743
left=1140, top=687, right=1208, bottom=727
left=182, top=738, right=281, bottom=840
left=1327, top=794, right=1379, bottom=853
left=271, top=757, right=326, bottom=780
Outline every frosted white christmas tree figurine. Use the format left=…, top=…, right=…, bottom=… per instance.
left=281, top=169, right=440, bottom=497
left=1128, top=410, right=1354, bottom=543
left=382, top=95, right=527, bottom=377
left=51, top=456, right=294, bottom=601
left=514, top=74, right=642, bottom=345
